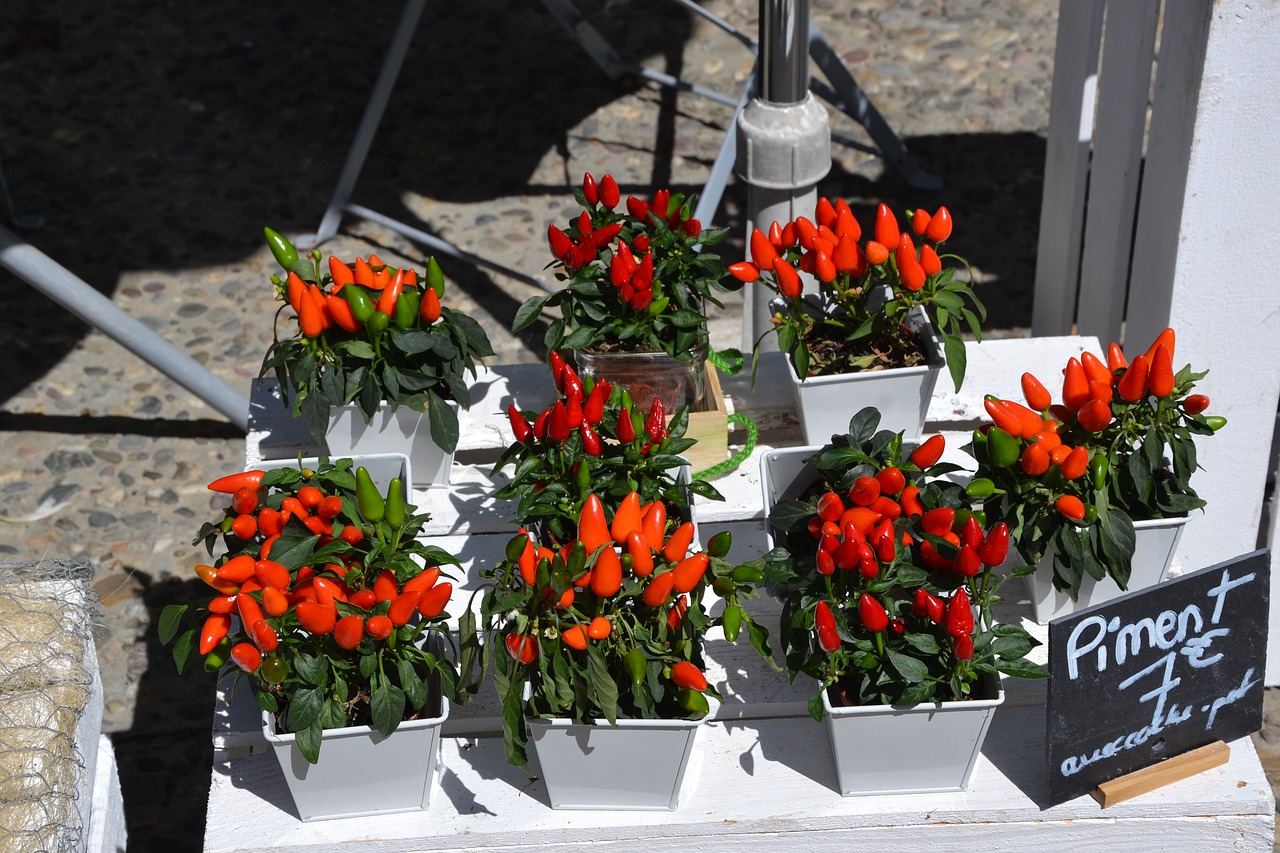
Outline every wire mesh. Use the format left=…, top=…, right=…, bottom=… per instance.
left=0, top=560, right=97, bottom=853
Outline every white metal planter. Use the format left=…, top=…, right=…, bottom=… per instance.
left=325, top=400, right=456, bottom=488
left=261, top=693, right=449, bottom=822
left=1025, top=514, right=1189, bottom=624
left=527, top=711, right=707, bottom=811
left=821, top=672, right=1004, bottom=796
left=786, top=307, right=944, bottom=444
left=256, top=452, right=410, bottom=498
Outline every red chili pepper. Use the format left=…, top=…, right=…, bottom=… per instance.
left=328, top=256, right=353, bottom=290
left=548, top=224, right=573, bottom=261
left=910, top=434, right=945, bottom=469
left=858, top=594, right=889, bottom=632
left=650, top=188, right=670, bottom=220
left=920, top=244, right=942, bottom=276
left=911, top=208, right=931, bottom=236
left=505, top=632, right=539, bottom=664
left=663, top=521, right=696, bottom=563
left=626, top=196, right=649, bottom=221
left=926, top=206, right=953, bottom=242
left=750, top=228, right=778, bottom=270
left=896, top=235, right=926, bottom=291
left=912, top=588, right=945, bottom=623
left=533, top=407, right=550, bottom=440
left=874, top=203, right=900, bottom=249
left=599, top=173, right=620, bottom=208
left=1116, top=354, right=1149, bottom=402
left=507, top=404, right=532, bottom=443
left=616, top=405, right=636, bottom=443
left=547, top=400, right=570, bottom=442
left=1107, top=341, right=1128, bottom=374
left=580, top=423, right=601, bottom=456
left=683, top=218, right=702, bottom=238
left=582, top=172, right=598, bottom=205
left=376, top=269, right=405, bottom=316
left=976, top=521, right=1009, bottom=567
left=945, top=587, right=973, bottom=638
left=632, top=250, right=654, bottom=292
left=953, top=634, right=975, bottom=661
left=772, top=256, right=802, bottom=298
left=1060, top=445, right=1089, bottom=480
left=1056, top=494, right=1087, bottom=521
left=1184, top=394, right=1210, bottom=415
left=208, top=470, right=264, bottom=494
left=1021, top=373, right=1052, bottom=411
left=587, top=222, right=623, bottom=252
left=1148, top=344, right=1175, bottom=398
left=1143, top=327, right=1176, bottom=366
left=1061, top=357, right=1091, bottom=411
left=644, top=397, right=666, bottom=441
left=1075, top=398, right=1113, bottom=432
left=671, top=660, right=707, bottom=691
left=728, top=261, right=760, bottom=283
left=199, top=614, right=231, bottom=655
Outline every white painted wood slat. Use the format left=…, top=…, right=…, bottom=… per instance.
left=1075, top=0, right=1161, bottom=345
left=1032, top=0, right=1104, bottom=337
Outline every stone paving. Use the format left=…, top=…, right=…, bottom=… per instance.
left=0, top=0, right=1274, bottom=850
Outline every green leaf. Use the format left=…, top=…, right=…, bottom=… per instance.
left=903, top=632, right=941, bottom=655
left=295, top=719, right=323, bottom=765
left=293, top=652, right=330, bottom=688
left=285, top=687, right=324, bottom=732
left=158, top=604, right=188, bottom=645
left=398, top=659, right=428, bottom=711
left=996, top=657, right=1050, bottom=679
left=512, top=295, right=550, bottom=332
left=371, top=681, right=407, bottom=737
left=886, top=649, right=929, bottom=683
left=171, top=627, right=198, bottom=675
left=769, top=499, right=817, bottom=533
left=943, top=334, right=966, bottom=392
left=428, top=390, right=460, bottom=453
left=587, top=645, right=619, bottom=725
left=896, top=681, right=939, bottom=705
left=807, top=691, right=826, bottom=722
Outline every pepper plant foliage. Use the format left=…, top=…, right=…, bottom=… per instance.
left=258, top=228, right=494, bottom=453
left=458, top=497, right=775, bottom=771
left=492, top=353, right=722, bottom=545
left=741, top=200, right=983, bottom=391
left=764, top=408, right=1046, bottom=719
left=513, top=173, right=742, bottom=366
left=967, top=327, right=1224, bottom=601
left=159, top=457, right=462, bottom=764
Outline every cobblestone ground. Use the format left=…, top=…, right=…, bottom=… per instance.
left=0, top=1, right=1273, bottom=850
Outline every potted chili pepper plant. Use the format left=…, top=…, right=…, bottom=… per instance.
left=761, top=408, right=1046, bottom=796
left=492, top=351, right=722, bottom=547
left=734, top=200, right=984, bottom=443
left=458, top=489, right=774, bottom=810
left=512, top=173, right=742, bottom=414
left=259, top=228, right=494, bottom=488
left=159, top=455, right=464, bottom=821
left=965, top=327, right=1226, bottom=623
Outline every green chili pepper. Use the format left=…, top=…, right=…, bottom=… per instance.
left=394, top=289, right=420, bottom=329
left=425, top=257, right=445, bottom=297
left=647, top=296, right=670, bottom=316
left=566, top=540, right=587, bottom=578
left=706, top=531, right=732, bottom=558
left=712, top=577, right=735, bottom=597
left=676, top=687, right=710, bottom=716
left=355, top=467, right=385, bottom=522
left=575, top=460, right=591, bottom=495
left=1205, top=415, right=1228, bottom=432
left=722, top=603, right=743, bottom=642
left=505, top=533, right=529, bottom=563
left=203, top=637, right=231, bottom=673
left=343, top=285, right=376, bottom=323
left=366, top=311, right=390, bottom=335
left=535, top=557, right=551, bottom=589
left=730, top=564, right=764, bottom=584
left=1090, top=453, right=1110, bottom=491
left=986, top=426, right=1021, bottom=468
left=623, top=648, right=647, bottom=686
left=965, top=477, right=996, bottom=499
left=263, top=227, right=299, bottom=270
left=383, top=477, right=405, bottom=527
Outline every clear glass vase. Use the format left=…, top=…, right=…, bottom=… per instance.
left=573, top=340, right=708, bottom=413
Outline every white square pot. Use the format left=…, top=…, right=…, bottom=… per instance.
left=786, top=308, right=944, bottom=444
left=527, top=712, right=706, bottom=810
left=1024, top=514, right=1189, bottom=624
left=261, top=693, right=449, bottom=822
left=326, top=401, right=455, bottom=489
left=821, top=671, right=1004, bottom=796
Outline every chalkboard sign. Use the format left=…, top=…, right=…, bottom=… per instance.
left=1045, top=550, right=1269, bottom=806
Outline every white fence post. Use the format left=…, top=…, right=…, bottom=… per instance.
left=1160, top=0, right=1280, bottom=682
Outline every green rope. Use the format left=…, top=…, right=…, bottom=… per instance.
left=693, top=413, right=758, bottom=480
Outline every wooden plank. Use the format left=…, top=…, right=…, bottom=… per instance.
left=1032, top=0, right=1104, bottom=337
left=1092, top=741, right=1232, bottom=807
left=1124, top=0, right=1213, bottom=355
left=1075, top=0, right=1161, bottom=344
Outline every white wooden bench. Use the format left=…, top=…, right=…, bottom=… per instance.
left=206, top=339, right=1274, bottom=852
